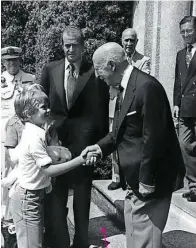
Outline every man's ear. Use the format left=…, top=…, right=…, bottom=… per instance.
left=108, top=61, right=116, bottom=72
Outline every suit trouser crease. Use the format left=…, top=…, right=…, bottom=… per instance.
left=124, top=190, right=171, bottom=248
left=179, top=117, right=196, bottom=188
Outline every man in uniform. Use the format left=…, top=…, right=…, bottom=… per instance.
left=1, top=46, right=35, bottom=221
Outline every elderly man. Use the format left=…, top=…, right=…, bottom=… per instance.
left=109, top=28, right=151, bottom=190
left=40, top=25, right=109, bottom=248
left=173, top=16, right=196, bottom=202
left=83, top=42, right=184, bottom=248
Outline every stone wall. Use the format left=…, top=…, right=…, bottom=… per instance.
left=132, top=0, right=194, bottom=106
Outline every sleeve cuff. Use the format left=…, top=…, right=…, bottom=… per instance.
left=36, top=157, right=52, bottom=168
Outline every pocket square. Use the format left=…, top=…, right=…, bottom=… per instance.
left=126, top=111, right=137, bottom=116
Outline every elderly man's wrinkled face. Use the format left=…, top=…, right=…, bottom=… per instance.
left=94, top=62, right=120, bottom=87
left=180, top=21, right=196, bottom=45
left=122, top=30, right=138, bottom=56
left=3, top=58, right=21, bottom=75
left=63, top=33, right=83, bottom=63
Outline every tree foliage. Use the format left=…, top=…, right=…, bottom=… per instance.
left=1, top=1, right=133, bottom=77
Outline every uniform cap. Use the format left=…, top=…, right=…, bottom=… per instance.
left=1, top=46, right=22, bottom=59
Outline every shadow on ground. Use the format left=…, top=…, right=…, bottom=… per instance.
left=163, top=230, right=196, bottom=248
left=88, top=215, right=125, bottom=247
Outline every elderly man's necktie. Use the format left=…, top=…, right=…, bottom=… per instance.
left=186, top=44, right=193, bottom=67
left=67, top=64, right=77, bottom=109
left=113, top=85, right=124, bottom=138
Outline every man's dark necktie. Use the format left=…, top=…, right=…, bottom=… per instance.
left=67, top=64, right=77, bottom=109
left=112, top=85, right=126, bottom=189
left=186, top=44, right=193, bottom=67
left=113, top=85, right=124, bottom=138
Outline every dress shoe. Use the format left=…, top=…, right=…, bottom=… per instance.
left=108, top=181, right=121, bottom=190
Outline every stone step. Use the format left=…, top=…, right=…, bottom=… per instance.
left=92, top=180, right=196, bottom=248
left=67, top=189, right=126, bottom=248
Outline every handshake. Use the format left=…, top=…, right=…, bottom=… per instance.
left=81, top=144, right=102, bottom=165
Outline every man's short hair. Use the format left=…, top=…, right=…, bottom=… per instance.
left=62, top=25, right=84, bottom=45
left=15, top=83, right=48, bottom=122
left=179, top=16, right=196, bottom=29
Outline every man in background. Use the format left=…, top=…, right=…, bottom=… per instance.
left=173, top=16, right=196, bottom=202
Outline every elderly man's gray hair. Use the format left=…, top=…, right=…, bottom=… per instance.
left=93, top=42, right=126, bottom=67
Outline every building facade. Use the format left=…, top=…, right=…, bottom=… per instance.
left=132, top=0, right=196, bottom=105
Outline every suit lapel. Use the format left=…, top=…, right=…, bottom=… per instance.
left=52, top=59, right=67, bottom=110
left=186, top=51, right=196, bottom=81
left=70, top=66, right=94, bottom=109
left=132, top=51, right=142, bottom=68
left=116, top=67, right=138, bottom=133
left=182, top=50, right=196, bottom=93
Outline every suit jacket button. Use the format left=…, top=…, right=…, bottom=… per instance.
left=193, top=82, right=196, bottom=85
left=182, top=94, right=184, bottom=97
left=193, top=94, right=195, bottom=97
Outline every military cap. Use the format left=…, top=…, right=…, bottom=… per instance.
left=1, top=46, right=22, bottom=59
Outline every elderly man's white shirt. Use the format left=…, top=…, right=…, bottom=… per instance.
left=109, top=65, right=133, bottom=120
left=190, top=42, right=196, bottom=57
left=17, top=122, right=52, bottom=190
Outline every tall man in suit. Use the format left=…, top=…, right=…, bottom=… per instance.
left=82, top=42, right=183, bottom=248
left=108, top=28, right=151, bottom=190
left=40, top=26, right=109, bottom=248
left=173, top=16, right=196, bottom=202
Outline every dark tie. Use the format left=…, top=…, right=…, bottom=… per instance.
left=186, top=44, right=193, bottom=67
left=67, top=64, right=77, bottom=109
left=113, top=85, right=124, bottom=138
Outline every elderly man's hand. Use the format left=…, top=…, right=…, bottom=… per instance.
left=139, top=183, right=155, bottom=197
left=81, top=144, right=102, bottom=165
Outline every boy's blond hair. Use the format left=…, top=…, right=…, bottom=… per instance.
left=14, top=83, right=48, bottom=122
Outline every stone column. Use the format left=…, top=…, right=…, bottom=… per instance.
left=192, top=0, right=196, bottom=15
left=132, top=0, right=191, bottom=105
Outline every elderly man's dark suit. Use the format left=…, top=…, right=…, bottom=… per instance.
left=173, top=48, right=196, bottom=191
left=40, top=58, right=109, bottom=248
left=98, top=67, right=184, bottom=247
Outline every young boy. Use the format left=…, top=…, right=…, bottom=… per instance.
left=9, top=85, right=86, bottom=248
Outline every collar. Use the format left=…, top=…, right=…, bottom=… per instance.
left=3, top=69, right=23, bottom=82
left=121, top=64, right=134, bottom=90
left=25, top=122, right=46, bottom=138
left=126, top=50, right=136, bottom=64
left=65, top=58, right=81, bottom=76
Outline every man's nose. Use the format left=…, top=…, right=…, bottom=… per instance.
left=46, top=108, right=51, bottom=116
left=69, top=45, right=74, bottom=51
left=127, top=40, right=131, bottom=45
left=184, top=31, right=189, bottom=37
